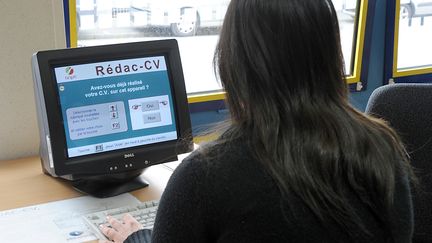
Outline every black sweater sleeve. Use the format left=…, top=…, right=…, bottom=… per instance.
left=150, top=153, right=212, bottom=243
left=124, top=229, right=152, bottom=243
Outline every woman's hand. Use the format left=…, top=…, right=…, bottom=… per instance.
left=99, top=213, right=143, bottom=243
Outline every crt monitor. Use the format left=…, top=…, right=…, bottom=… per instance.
left=32, top=39, right=193, bottom=198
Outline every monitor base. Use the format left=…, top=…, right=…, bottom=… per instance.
left=72, top=173, right=149, bottom=198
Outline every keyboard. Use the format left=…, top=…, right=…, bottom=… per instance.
left=83, top=200, right=159, bottom=240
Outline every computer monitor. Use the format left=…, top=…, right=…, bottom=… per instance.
left=32, top=39, right=193, bottom=198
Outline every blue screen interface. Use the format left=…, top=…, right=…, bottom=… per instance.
left=54, top=56, right=178, bottom=158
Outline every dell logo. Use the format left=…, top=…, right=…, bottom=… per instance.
left=124, top=153, right=135, bottom=159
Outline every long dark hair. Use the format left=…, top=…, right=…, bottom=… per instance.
left=214, top=0, right=412, bottom=238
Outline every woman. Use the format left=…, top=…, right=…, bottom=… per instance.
left=101, top=0, right=414, bottom=242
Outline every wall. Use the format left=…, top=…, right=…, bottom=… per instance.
left=0, top=0, right=66, bottom=160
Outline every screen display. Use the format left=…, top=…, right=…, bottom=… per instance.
left=54, top=56, right=178, bottom=158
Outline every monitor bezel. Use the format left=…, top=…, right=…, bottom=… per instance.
left=34, top=39, right=192, bottom=177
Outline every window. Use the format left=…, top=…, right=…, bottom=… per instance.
left=392, top=0, right=432, bottom=78
left=67, top=0, right=368, bottom=99
left=336, top=0, right=368, bottom=84
left=71, top=0, right=228, bottom=100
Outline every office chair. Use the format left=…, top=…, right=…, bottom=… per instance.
left=365, top=83, right=432, bottom=243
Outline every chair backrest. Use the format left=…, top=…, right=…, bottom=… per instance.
left=366, top=83, right=432, bottom=242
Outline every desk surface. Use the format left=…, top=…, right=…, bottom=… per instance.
left=0, top=156, right=180, bottom=242
left=0, top=156, right=177, bottom=211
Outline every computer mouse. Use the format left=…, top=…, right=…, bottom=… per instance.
left=69, top=231, right=84, bottom=237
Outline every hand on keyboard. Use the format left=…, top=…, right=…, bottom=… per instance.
left=99, top=214, right=143, bottom=243
left=83, top=200, right=159, bottom=242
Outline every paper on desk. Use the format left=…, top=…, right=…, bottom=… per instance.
left=0, top=193, right=140, bottom=243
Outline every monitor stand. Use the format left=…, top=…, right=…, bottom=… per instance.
left=72, top=169, right=149, bottom=198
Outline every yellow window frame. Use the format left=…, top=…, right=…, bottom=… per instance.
left=346, top=0, right=368, bottom=84
left=392, top=1, right=432, bottom=77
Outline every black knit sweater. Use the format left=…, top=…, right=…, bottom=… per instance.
left=126, top=138, right=413, bottom=243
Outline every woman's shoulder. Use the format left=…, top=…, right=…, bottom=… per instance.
left=167, top=136, right=255, bottom=190
left=181, top=137, right=251, bottom=170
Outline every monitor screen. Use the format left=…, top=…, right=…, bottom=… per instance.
left=54, top=56, right=177, bottom=158
left=32, top=40, right=193, bottom=197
